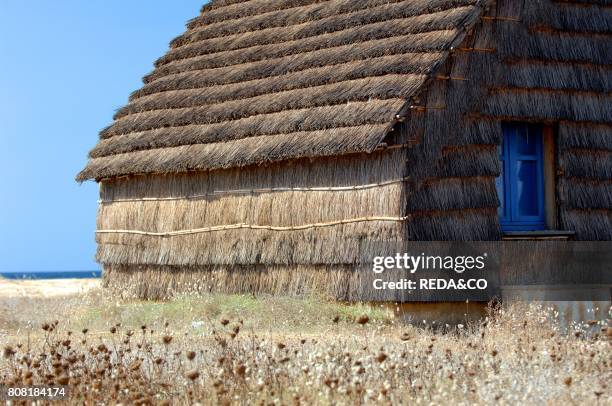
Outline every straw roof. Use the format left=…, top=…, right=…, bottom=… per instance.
left=77, top=0, right=488, bottom=181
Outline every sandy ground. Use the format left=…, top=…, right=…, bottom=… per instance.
left=0, top=278, right=100, bottom=298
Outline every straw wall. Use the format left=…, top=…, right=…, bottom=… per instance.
left=401, top=4, right=504, bottom=241
left=98, top=149, right=409, bottom=298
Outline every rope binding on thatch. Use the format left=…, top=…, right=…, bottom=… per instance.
left=96, top=215, right=411, bottom=237
left=456, top=47, right=496, bottom=53
left=99, top=177, right=411, bottom=204
left=435, top=76, right=469, bottom=81
left=410, top=105, right=446, bottom=112
left=480, top=16, right=521, bottom=22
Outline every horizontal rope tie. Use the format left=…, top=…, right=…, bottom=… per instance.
left=435, top=75, right=469, bottom=81
left=481, top=16, right=521, bottom=22
left=96, top=216, right=411, bottom=237
left=98, top=177, right=410, bottom=204
left=409, top=105, right=446, bottom=111
left=455, top=47, right=496, bottom=53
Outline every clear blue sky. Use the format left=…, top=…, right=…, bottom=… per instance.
left=0, top=1, right=205, bottom=272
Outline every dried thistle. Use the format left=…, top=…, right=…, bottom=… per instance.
left=235, top=363, right=246, bottom=377
left=56, top=375, right=69, bottom=385
left=185, top=370, right=200, bottom=381
left=3, top=346, right=16, bottom=358
left=357, top=315, right=369, bottom=325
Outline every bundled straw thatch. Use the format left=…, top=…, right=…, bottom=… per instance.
left=77, top=0, right=486, bottom=181
left=96, top=150, right=407, bottom=267
left=481, top=0, right=612, bottom=240
left=78, top=0, right=611, bottom=299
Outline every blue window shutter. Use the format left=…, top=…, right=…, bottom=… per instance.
left=498, top=124, right=546, bottom=231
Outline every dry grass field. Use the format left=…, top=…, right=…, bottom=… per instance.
left=0, top=280, right=610, bottom=405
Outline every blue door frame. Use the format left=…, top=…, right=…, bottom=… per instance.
left=497, top=123, right=546, bottom=231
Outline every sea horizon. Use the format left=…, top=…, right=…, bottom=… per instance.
left=0, top=270, right=101, bottom=280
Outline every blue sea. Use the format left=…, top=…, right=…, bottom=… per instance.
left=0, top=271, right=101, bottom=280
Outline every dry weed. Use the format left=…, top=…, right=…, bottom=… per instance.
left=0, top=293, right=610, bottom=405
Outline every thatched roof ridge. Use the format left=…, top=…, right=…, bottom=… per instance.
left=78, top=0, right=488, bottom=181
left=143, top=12, right=468, bottom=86
left=165, top=0, right=478, bottom=57
left=195, top=0, right=319, bottom=26
left=135, top=32, right=453, bottom=99
left=184, top=0, right=476, bottom=39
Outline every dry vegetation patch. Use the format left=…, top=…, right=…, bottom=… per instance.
left=0, top=287, right=610, bottom=405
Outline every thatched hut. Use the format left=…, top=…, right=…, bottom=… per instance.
left=78, top=0, right=611, bottom=300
